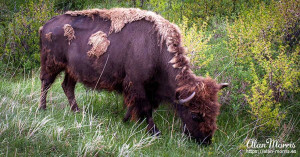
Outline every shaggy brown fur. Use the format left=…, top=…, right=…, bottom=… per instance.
left=65, top=8, right=221, bottom=139
left=174, top=70, right=222, bottom=135
left=63, top=24, right=76, bottom=45
left=66, top=8, right=183, bottom=54
left=87, top=31, right=110, bottom=57
left=39, top=26, right=43, bottom=36
left=45, top=32, right=52, bottom=42
left=65, top=10, right=192, bottom=94
left=40, top=8, right=227, bottom=144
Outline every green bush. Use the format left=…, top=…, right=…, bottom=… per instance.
left=226, top=0, right=299, bottom=131
left=179, top=16, right=212, bottom=71
left=146, top=0, right=272, bottom=26
left=1, top=0, right=57, bottom=71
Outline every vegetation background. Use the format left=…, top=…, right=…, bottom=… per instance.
left=0, top=0, right=299, bottom=156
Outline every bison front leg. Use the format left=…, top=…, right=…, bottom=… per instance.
left=123, top=105, right=133, bottom=122
left=62, top=73, right=80, bottom=112
left=125, top=98, right=160, bottom=135
left=143, top=104, right=160, bottom=136
left=123, top=84, right=160, bottom=135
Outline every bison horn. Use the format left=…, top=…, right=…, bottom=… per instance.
left=219, top=83, right=229, bottom=89
left=178, top=92, right=195, bottom=104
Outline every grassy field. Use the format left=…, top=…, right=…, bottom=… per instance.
left=0, top=0, right=299, bottom=156
left=0, top=70, right=298, bottom=156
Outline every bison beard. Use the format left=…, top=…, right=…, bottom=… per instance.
left=39, top=8, right=228, bottom=145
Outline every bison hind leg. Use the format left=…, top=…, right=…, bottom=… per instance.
left=61, top=73, right=80, bottom=112
left=39, top=70, right=62, bottom=110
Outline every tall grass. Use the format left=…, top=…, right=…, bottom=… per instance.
left=0, top=0, right=299, bottom=156
left=0, top=70, right=298, bottom=156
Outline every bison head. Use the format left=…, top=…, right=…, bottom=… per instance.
left=175, top=78, right=228, bottom=145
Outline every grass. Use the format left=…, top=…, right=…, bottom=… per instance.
left=1, top=0, right=299, bottom=156
left=0, top=70, right=298, bottom=156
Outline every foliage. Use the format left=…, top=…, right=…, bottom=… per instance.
left=145, top=0, right=271, bottom=26
left=53, top=0, right=133, bottom=11
left=245, top=65, right=285, bottom=131
left=1, top=0, right=57, bottom=71
left=227, top=0, right=299, bottom=131
left=179, top=16, right=212, bottom=71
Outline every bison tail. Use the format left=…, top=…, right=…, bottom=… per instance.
left=39, top=26, right=43, bottom=54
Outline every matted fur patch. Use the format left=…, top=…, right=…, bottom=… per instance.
left=45, top=32, right=52, bottom=42
left=65, top=8, right=182, bottom=55
left=39, top=26, right=43, bottom=35
left=87, top=31, right=110, bottom=57
left=63, top=24, right=76, bottom=45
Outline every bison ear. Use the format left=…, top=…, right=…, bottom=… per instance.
left=219, top=83, right=229, bottom=89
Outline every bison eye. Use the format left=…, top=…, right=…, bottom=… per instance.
left=191, top=113, right=203, bottom=122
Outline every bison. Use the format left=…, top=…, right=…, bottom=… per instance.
left=39, top=8, right=228, bottom=145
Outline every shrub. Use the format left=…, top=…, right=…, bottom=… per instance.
left=245, top=64, right=285, bottom=131
left=227, top=0, right=299, bottom=131
left=179, top=16, right=212, bottom=71
left=2, top=0, right=57, bottom=71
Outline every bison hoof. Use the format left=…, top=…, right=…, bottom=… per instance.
left=38, top=105, right=46, bottom=110
left=123, top=116, right=131, bottom=122
left=148, top=126, right=161, bottom=136
left=152, top=130, right=161, bottom=136
left=74, top=109, right=81, bottom=113
left=71, top=106, right=80, bottom=112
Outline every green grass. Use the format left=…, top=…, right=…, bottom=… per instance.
left=1, top=0, right=299, bottom=156
left=0, top=70, right=298, bottom=156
